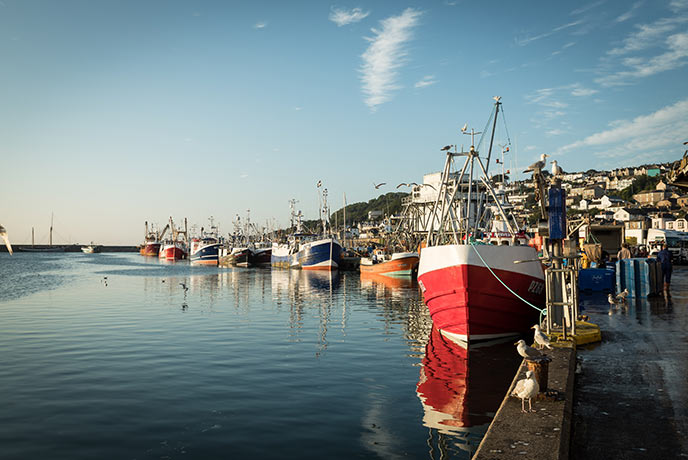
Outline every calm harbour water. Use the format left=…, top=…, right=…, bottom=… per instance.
left=0, top=253, right=520, bottom=460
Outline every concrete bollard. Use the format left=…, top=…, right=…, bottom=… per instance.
left=526, top=355, right=552, bottom=393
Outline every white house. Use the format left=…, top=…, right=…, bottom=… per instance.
left=651, top=213, right=676, bottom=229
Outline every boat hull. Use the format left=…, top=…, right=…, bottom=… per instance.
left=249, top=247, right=272, bottom=266
left=298, top=238, right=342, bottom=271
left=418, top=244, right=544, bottom=343
left=159, top=243, right=187, bottom=260
left=141, top=242, right=161, bottom=257
left=360, top=253, right=419, bottom=277
left=271, top=243, right=293, bottom=268
left=190, top=242, right=221, bottom=266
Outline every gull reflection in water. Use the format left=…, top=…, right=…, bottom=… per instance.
left=416, top=327, right=521, bottom=458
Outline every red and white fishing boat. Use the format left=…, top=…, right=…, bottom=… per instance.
left=157, top=216, right=189, bottom=261
left=159, top=240, right=187, bottom=260
left=417, top=98, right=545, bottom=345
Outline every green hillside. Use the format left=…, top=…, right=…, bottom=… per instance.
left=330, top=192, right=408, bottom=226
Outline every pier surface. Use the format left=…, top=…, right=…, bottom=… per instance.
left=572, top=269, right=688, bottom=459
left=473, top=343, right=576, bottom=460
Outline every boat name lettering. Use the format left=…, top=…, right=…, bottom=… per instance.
left=527, top=280, right=544, bottom=295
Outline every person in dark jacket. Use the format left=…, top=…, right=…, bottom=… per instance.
left=657, top=243, right=672, bottom=292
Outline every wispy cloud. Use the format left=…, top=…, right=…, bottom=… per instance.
left=360, top=8, right=422, bottom=110
left=240, top=172, right=249, bottom=179
left=254, top=22, right=267, bottom=29
left=329, top=7, right=370, bottom=26
left=556, top=99, right=688, bottom=159
left=570, top=1, right=605, bottom=16
left=607, top=16, right=688, bottom=56
left=597, top=31, right=688, bottom=86
left=515, top=20, right=582, bottom=46
left=414, top=75, right=436, bottom=88
left=615, top=1, right=643, bottom=23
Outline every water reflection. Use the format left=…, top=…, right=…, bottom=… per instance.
left=417, top=327, right=521, bottom=458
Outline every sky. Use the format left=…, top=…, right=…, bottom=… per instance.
left=2, top=0, right=688, bottom=245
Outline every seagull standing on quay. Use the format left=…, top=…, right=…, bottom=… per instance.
left=532, top=324, right=553, bottom=350
left=511, top=370, right=539, bottom=413
left=0, top=225, right=13, bottom=255
left=615, top=289, right=629, bottom=302
left=523, top=153, right=549, bottom=174
left=515, top=339, right=543, bottom=359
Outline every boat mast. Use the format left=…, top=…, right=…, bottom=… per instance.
left=484, top=97, right=501, bottom=177
left=32, top=227, right=35, bottom=247
left=50, top=213, right=53, bottom=247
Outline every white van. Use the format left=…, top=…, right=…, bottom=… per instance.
left=647, top=228, right=688, bottom=263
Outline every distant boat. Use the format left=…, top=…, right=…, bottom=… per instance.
left=81, top=243, right=102, bottom=254
left=157, top=217, right=189, bottom=261
left=17, top=216, right=66, bottom=252
left=190, top=218, right=222, bottom=266
left=140, top=221, right=162, bottom=257
left=360, top=251, right=419, bottom=277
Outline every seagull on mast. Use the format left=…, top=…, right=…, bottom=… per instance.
left=523, top=153, right=549, bottom=174
left=551, top=159, right=563, bottom=176
left=0, top=225, right=13, bottom=255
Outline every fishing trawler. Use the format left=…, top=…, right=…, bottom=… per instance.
left=417, top=98, right=544, bottom=344
left=189, top=217, right=222, bottom=266
left=158, top=217, right=188, bottom=260
left=140, top=221, right=162, bottom=257
left=272, top=192, right=342, bottom=271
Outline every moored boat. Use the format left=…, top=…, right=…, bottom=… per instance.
left=140, top=221, right=161, bottom=257
left=417, top=98, right=544, bottom=344
left=159, top=240, right=187, bottom=260
left=249, top=242, right=272, bottom=266
left=360, top=251, right=419, bottom=277
left=190, top=218, right=222, bottom=266
left=81, top=243, right=102, bottom=254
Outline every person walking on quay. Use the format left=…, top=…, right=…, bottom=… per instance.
left=617, top=243, right=632, bottom=260
left=657, top=243, right=673, bottom=292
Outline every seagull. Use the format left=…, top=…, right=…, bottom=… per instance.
left=0, top=225, right=13, bottom=255
left=551, top=159, right=563, bottom=176
left=441, top=145, right=452, bottom=151
left=515, top=339, right=543, bottom=359
left=421, top=183, right=436, bottom=191
left=523, top=153, right=549, bottom=174
left=461, top=123, right=468, bottom=133
left=615, top=288, right=629, bottom=302
left=396, top=182, right=419, bottom=189
left=532, top=324, right=553, bottom=350
left=511, top=370, right=539, bottom=413
left=316, top=180, right=322, bottom=187
left=373, top=182, right=386, bottom=189
left=608, top=293, right=623, bottom=307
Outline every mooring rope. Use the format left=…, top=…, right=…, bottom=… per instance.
left=469, top=243, right=546, bottom=322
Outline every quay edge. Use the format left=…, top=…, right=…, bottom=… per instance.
left=473, top=342, right=576, bottom=460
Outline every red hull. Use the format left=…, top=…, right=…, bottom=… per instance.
left=140, top=243, right=161, bottom=257
left=159, top=245, right=186, bottom=260
left=418, top=245, right=544, bottom=343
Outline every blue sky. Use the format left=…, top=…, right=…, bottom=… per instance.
left=2, top=0, right=688, bottom=244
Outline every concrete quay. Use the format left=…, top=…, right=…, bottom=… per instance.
left=473, top=343, right=576, bottom=460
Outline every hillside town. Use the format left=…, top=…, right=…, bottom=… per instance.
left=344, top=158, right=688, bottom=262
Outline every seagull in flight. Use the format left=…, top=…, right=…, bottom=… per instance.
left=461, top=123, right=468, bottom=133
left=373, top=182, right=386, bottom=189
left=396, top=182, right=418, bottom=189
left=532, top=324, right=553, bottom=350
left=523, top=153, right=549, bottom=174
left=441, top=145, right=452, bottom=151
left=0, top=225, right=13, bottom=255
left=511, top=370, right=539, bottom=413
left=421, top=184, right=437, bottom=191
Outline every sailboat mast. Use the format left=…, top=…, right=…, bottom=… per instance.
left=32, top=227, right=35, bottom=247
left=50, top=213, right=53, bottom=247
